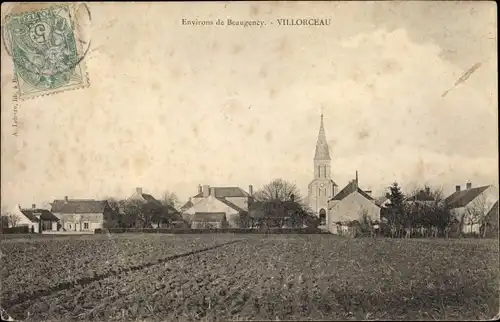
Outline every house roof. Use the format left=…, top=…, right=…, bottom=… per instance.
left=193, top=187, right=250, bottom=198
left=51, top=200, right=109, bottom=214
left=331, top=180, right=374, bottom=201
left=180, top=199, right=194, bottom=211
left=407, top=190, right=435, bottom=202
left=192, top=213, right=226, bottom=222
left=141, top=193, right=163, bottom=205
left=216, top=197, right=247, bottom=213
left=375, top=196, right=389, bottom=206
left=21, top=209, right=60, bottom=222
left=444, top=185, right=490, bottom=208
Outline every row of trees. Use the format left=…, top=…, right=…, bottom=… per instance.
left=104, top=192, right=185, bottom=229
left=382, top=182, right=494, bottom=238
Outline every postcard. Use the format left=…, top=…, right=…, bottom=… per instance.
left=1, top=2, right=498, bottom=321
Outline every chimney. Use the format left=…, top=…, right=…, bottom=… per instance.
left=136, top=187, right=142, bottom=195
left=64, top=196, right=68, bottom=203
left=203, top=185, right=210, bottom=198
left=355, top=171, right=359, bottom=189
left=210, top=187, right=216, bottom=197
left=32, top=204, right=36, bottom=209
left=198, top=184, right=202, bottom=194
left=466, top=182, right=472, bottom=190
left=455, top=185, right=461, bottom=192
left=290, top=194, right=295, bottom=202
left=248, top=185, right=253, bottom=196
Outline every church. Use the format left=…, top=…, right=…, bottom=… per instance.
left=307, top=114, right=338, bottom=226
left=307, top=114, right=381, bottom=232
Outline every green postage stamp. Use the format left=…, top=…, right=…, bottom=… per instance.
left=4, top=4, right=89, bottom=100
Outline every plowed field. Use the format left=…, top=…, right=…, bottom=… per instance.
left=1, top=234, right=498, bottom=321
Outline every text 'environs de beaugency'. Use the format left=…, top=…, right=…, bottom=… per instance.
left=181, top=18, right=331, bottom=27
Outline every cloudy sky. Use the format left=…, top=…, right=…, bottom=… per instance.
left=1, top=1, right=497, bottom=210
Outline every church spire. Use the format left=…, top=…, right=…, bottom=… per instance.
left=314, top=114, right=331, bottom=160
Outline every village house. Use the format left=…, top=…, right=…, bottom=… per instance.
left=406, top=187, right=437, bottom=206
left=127, top=187, right=163, bottom=206
left=444, top=182, right=499, bottom=234
left=327, top=173, right=381, bottom=235
left=191, top=213, right=229, bottom=229
left=51, top=197, right=115, bottom=232
left=9, top=204, right=60, bottom=233
left=181, top=185, right=253, bottom=228
left=126, top=187, right=182, bottom=227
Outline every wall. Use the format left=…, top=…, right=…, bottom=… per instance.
left=185, top=197, right=238, bottom=214
left=308, top=179, right=336, bottom=217
left=327, top=191, right=380, bottom=234
left=451, top=186, right=499, bottom=234
left=191, top=221, right=222, bottom=229
left=53, top=212, right=103, bottom=231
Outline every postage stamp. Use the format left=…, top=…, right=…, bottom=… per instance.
left=3, top=4, right=89, bottom=100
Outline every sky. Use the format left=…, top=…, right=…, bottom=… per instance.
left=1, top=1, right=498, bottom=211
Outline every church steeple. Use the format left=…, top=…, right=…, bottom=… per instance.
left=314, top=114, right=331, bottom=160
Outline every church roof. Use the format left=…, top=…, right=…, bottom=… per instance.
left=332, top=180, right=375, bottom=201
left=314, top=114, right=331, bottom=160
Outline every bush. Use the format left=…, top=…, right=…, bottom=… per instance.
left=94, top=228, right=324, bottom=234
left=1, top=226, right=31, bottom=234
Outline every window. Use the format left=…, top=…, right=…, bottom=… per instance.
left=68, top=224, right=72, bottom=229
left=317, top=165, right=320, bottom=177
left=324, top=165, right=327, bottom=178
left=84, top=222, right=89, bottom=230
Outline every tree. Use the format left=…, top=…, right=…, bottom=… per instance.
left=253, top=178, right=303, bottom=203
left=161, top=191, right=180, bottom=209
left=385, top=182, right=407, bottom=238
left=465, top=194, right=490, bottom=237
left=0, top=212, right=19, bottom=228
left=103, top=198, right=124, bottom=229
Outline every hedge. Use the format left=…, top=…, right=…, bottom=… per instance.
left=95, top=227, right=325, bottom=234
left=0, top=226, right=31, bottom=234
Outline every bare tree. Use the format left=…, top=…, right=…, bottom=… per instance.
left=162, top=191, right=180, bottom=209
left=254, top=178, right=303, bottom=203
left=465, top=194, right=491, bottom=237
left=0, top=212, right=20, bottom=228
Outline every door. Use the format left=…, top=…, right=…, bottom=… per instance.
left=319, top=208, right=326, bottom=225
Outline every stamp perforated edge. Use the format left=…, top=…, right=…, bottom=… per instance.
left=4, top=3, right=91, bottom=101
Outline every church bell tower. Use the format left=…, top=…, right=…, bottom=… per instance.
left=307, top=114, right=337, bottom=226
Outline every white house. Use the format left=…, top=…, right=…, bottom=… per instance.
left=8, top=204, right=59, bottom=233
left=444, top=182, right=499, bottom=234
left=50, top=197, right=114, bottom=232
left=181, top=185, right=252, bottom=228
left=327, top=177, right=381, bottom=235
